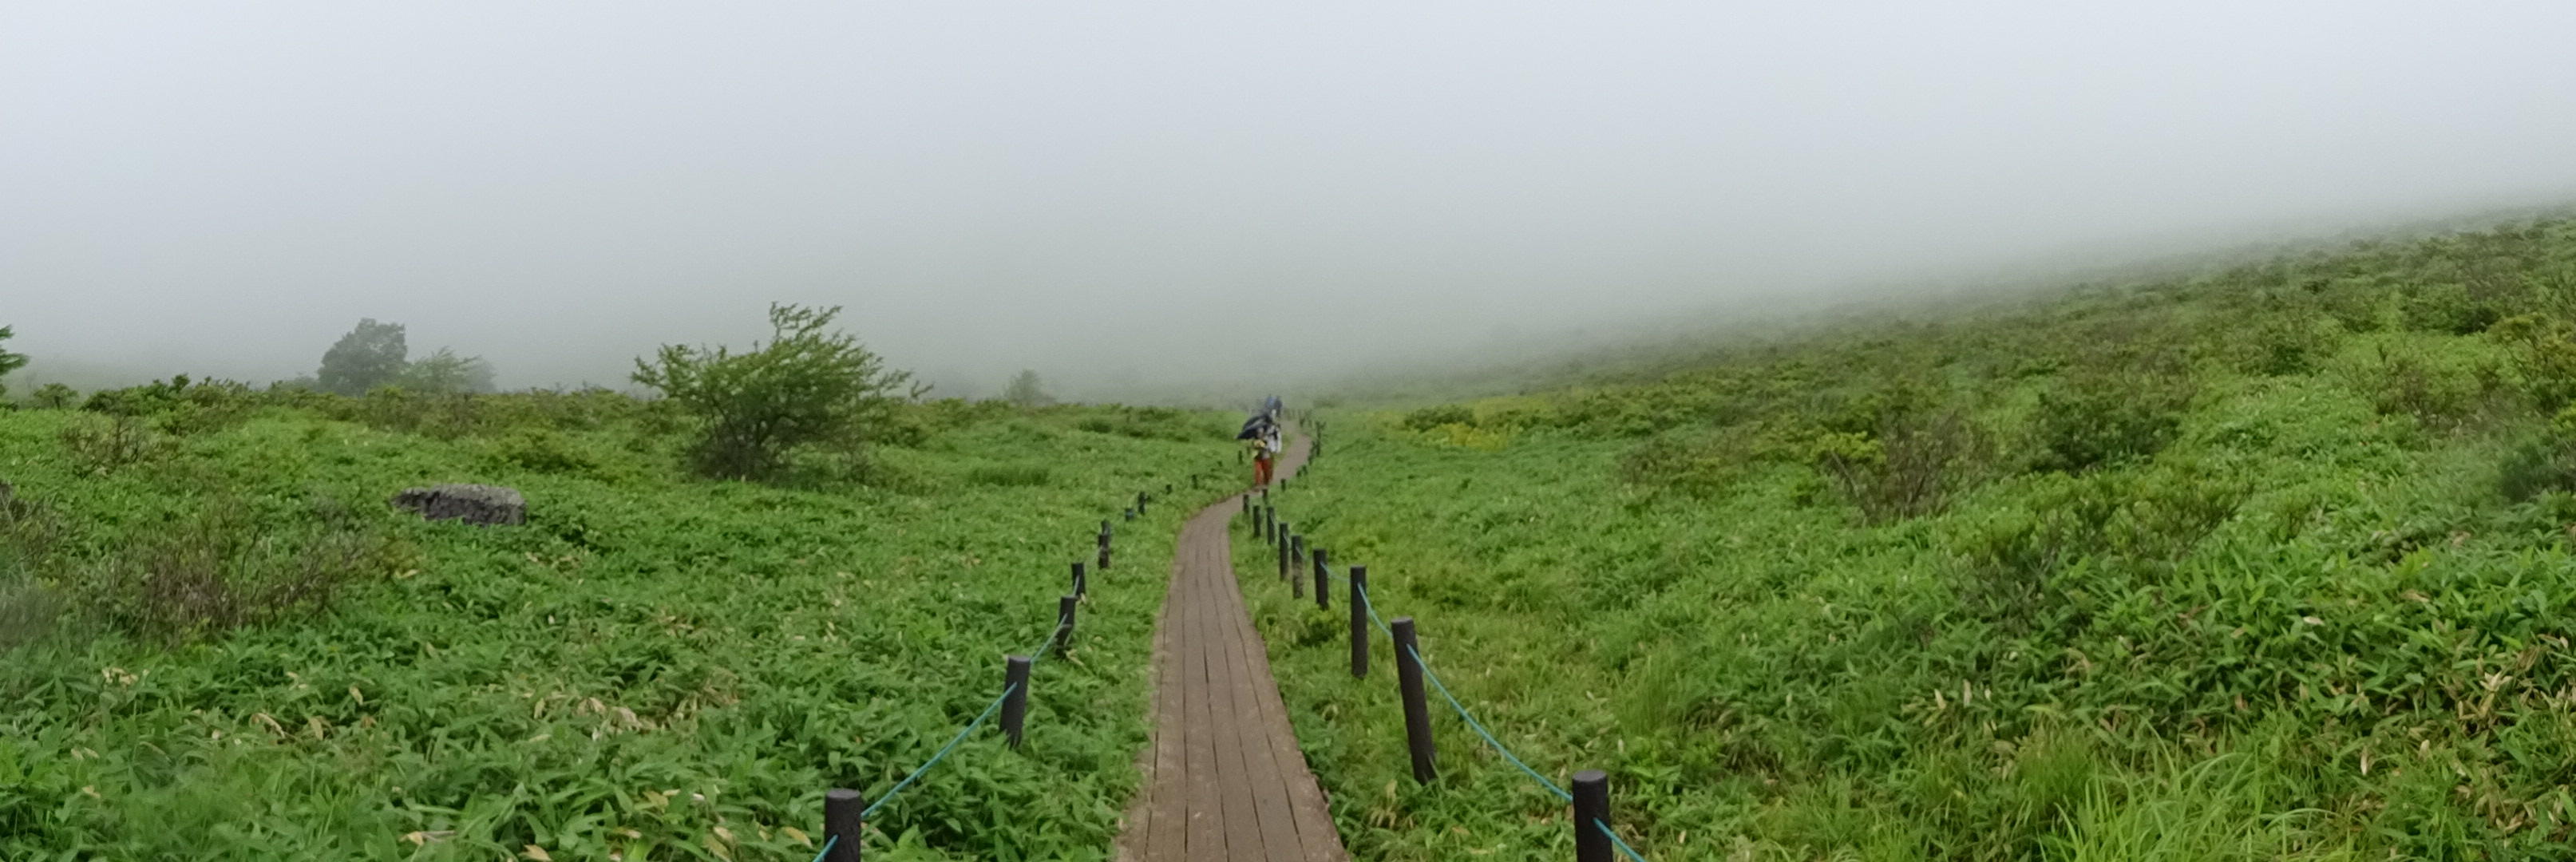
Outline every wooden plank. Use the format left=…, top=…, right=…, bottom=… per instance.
left=1134, top=524, right=1191, bottom=861
left=1213, top=537, right=1315, bottom=860
left=1181, top=528, right=1226, bottom=858
left=1115, top=433, right=1344, bottom=860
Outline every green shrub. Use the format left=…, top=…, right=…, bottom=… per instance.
left=2403, top=283, right=2504, bottom=334
left=57, top=413, right=169, bottom=473
left=2356, top=346, right=2493, bottom=429
left=2029, top=371, right=2194, bottom=473
left=2491, top=313, right=2576, bottom=412
left=26, top=383, right=74, bottom=409
left=1398, top=403, right=1474, bottom=431
left=73, top=504, right=409, bottom=643
left=0, top=492, right=59, bottom=650
left=2499, top=407, right=2576, bottom=501
left=80, top=375, right=259, bottom=435
left=485, top=429, right=601, bottom=476
left=2238, top=314, right=2332, bottom=377
left=632, top=303, right=920, bottom=481
left=1813, top=406, right=1992, bottom=522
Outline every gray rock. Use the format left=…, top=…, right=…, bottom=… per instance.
left=390, top=484, right=526, bottom=526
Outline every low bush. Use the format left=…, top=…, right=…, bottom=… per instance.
left=57, top=413, right=170, bottom=473
left=2029, top=370, right=2196, bottom=473
left=72, top=504, right=410, bottom=643
left=484, top=428, right=603, bottom=476
left=1814, top=406, right=1992, bottom=522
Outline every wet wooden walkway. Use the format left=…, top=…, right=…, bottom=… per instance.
left=1117, top=437, right=1345, bottom=861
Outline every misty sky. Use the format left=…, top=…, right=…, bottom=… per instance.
left=7, top=2, right=2575, bottom=397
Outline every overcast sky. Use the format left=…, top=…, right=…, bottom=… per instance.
left=7, top=2, right=2574, bottom=397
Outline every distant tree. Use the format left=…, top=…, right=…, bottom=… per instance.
left=30, top=383, right=77, bottom=409
left=317, top=319, right=410, bottom=395
left=632, top=303, right=922, bottom=480
left=400, top=347, right=497, bottom=394
left=0, top=326, right=26, bottom=401
left=1002, top=370, right=1054, bottom=408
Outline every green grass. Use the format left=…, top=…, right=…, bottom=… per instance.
left=0, top=401, right=1236, bottom=860
left=1238, top=217, right=2576, bottom=859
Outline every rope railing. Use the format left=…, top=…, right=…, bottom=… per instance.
left=1259, top=450, right=1656, bottom=861
left=812, top=454, right=1241, bottom=862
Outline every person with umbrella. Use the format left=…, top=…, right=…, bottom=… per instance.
left=1239, top=400, right=1284, bottom=487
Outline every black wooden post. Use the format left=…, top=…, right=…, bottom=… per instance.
left=1391, top=617, right=1438, bottom=783
left=1002, top=655, right=1031, bottom=749
left=1123, top=508, right=1136, bottom=522
left=1137, top=491, right=1148, bottom=515
left=1055, top=595, right=1078, bottom=654
left=1070, top=562, right=1086, bottom=599
left=1348, top=565, right=1368, bottom=678
left=1312, top=548, right=1329, bottom=611
left=1282, top=535, right=1299, bottom=596
left=1573, top=769, right=1611, bottom=862
left=1098, top=521, right=1112, bottom=571
left=824, top=788, right=864, bottom=862
left=1290, top=535, right=1304, bottom=567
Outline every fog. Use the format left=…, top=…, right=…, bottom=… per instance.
left=7, top=2, right=2575, bottom=400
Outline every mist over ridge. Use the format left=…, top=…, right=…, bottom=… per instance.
left=8, top=2, right=2574, bottom=401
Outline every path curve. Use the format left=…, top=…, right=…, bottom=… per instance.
left=1116, top=435, right=1345, bottom=861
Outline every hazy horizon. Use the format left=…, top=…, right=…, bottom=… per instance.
left=10, top=2, right=2576, bottom=399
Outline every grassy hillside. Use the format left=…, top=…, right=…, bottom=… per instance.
left=0, top=393, right=1233, bottom=860
left=1245, top=217, right=2576, bottom=860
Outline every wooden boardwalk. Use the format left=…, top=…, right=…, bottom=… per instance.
left=1117, top=437, right=1346, bottom=862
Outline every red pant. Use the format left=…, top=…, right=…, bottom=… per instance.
left=1254, top=456, right=1274, bottom=486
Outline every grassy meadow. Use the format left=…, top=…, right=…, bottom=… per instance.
left=1241, top=217, right=2576, bottom=860
left=0, top=393, right=1234, bottom=860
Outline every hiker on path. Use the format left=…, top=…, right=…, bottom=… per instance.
left=1239, top=399, right=1284, bottom=487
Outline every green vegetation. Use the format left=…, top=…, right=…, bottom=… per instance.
left=0, top=348, right=1237, bottom=859
left=315, top=318, right=497, bottom=397
left=1246, top=217, right=2576, bottom=859
left=634, top=304, right=924, bottom=482
left=0, top=326, right=26, bottom=401
left=1003, top=370, right=1055, bottom=409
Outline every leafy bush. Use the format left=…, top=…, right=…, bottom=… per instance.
left=70, top=504, right=409, bottom=642
left=26, top=383, right=75, bottom=409
left=484, top=429, right=601, bottom=476
left=2491, top=312, right=2576, bottom=412
left=2499, top=407, right=2576, bottom=501
left=2238, top=314, right=2332, bottom=377
left=633, top=304, right=921, bottom=481
left=1813, top=406, right=1992, bottom=522
left=0, top=491, right=59, bottom=649
left=79, top=374, right=260, bottom=435
left=57, top=413, right=169, bottom=472
left=2356, top=346, right=2495, bottom=430
left=2029, top=370, right=2195, bottom=473
left=2402, top=282, right=2505, bottom=334
left=1398, top=403, right=1474, bottom=431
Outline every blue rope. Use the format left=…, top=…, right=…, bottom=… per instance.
left=861, top=680, right=1019, bottom=819
left=1354, top=580, right=1395, bottom=638
left=809, top=833, right=837, bottom=862
left=1597, top=818, right=1649, bottom=860
left=1026, top=611, right=1071, bottom=667
left=1403, top=642, right=1573, bottom=801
